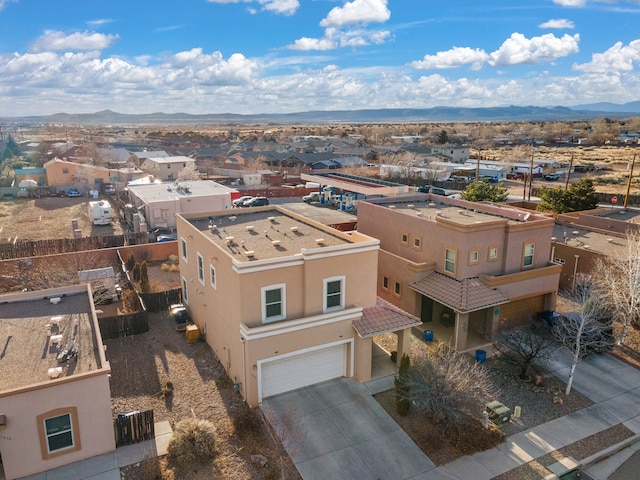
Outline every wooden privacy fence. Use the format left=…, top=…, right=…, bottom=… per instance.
left=114, top=409, right=155, bottom=447
left=0, top=233, right=147, bottom=259
left=140, top=288, right=182, bottom=312
left=99, top=311, right=149, bottom=339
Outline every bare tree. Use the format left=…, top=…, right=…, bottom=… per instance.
left=592, top=229, right=640, bottom=345
left=494, top=320, right=557, bottom=380
left=177, top=162, right=201, bottom=181
left=552, top=279, right=614, bottom=395
left=402, top=342, right=499, bottom=427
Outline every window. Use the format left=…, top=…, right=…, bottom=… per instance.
left=210, top=264, right=217, bottom=289
left=262, top=284, right=286, bottom=323
left=523, top=243, right=535, bottom=267
left=197, top=253, right=204, bottom=285
left=37, top=407, right=80, bottom=459
left=62, top=168, right=69, bottom=174
left=412, top=236, right=422, bottom=250
left=488, top=246, right=499, bottom=261
left=181, top=237, right=188, bottom=262
left=444, top=248, right=456, bottom=274
left=382, top=276, right=389, bottom=291
left=394, top=281, right=401, bottom=296
left=469, top=249, right=479, bottom=264
left=324, top=276, right=345, bottom=312
left=182, top=277, right=189, bottom=304
left=400, top=231, right=409, bottom=245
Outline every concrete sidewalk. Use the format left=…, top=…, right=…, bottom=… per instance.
left=432, top=349, right=640, bottom=480
left=19, top=422, right=173, bottom=480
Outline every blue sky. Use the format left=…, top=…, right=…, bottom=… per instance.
left=2, top=0, right=640, bottom=116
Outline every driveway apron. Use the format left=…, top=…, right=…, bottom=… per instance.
left=261, top=377, right=436, bottom=480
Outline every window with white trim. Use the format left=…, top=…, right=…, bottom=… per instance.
left=323, top=276, right=345, bottom=312
left=488, top=246, right=499, bottom=261
left=382, top=276, right=389, bottom=291
left=197, top=253, right=204, bottom=285
left=210, top=264, right=217, bottom=289
left=394, top=281, right=401, bottom=296
left=44, top=413, right=74, bottom=453
left=523, top=243, right=535, bottom=267
left=262, top=284, right=286, bottom=323
left=469, top=249, right=479, bottom=264
left=180, top=237, right=188, bottom=262
left=182, top=276, right=189, bottom=304
left=444, top=248, right=456, bottom=274
left=400, top=231, right=409, bottom=246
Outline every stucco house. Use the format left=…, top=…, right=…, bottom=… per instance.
left=139, top=155, right=196, bottom=182
left=357, top=195, right=562, bottom=352
left=44, top=158, right=115, bottom=188
left=127, top=180, right=236, bottom=230
left=175, top=206, right=420, bottom=407
left=0, top=285, right=114, bottom=480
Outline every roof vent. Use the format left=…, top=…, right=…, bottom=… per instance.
left=388, top=205, right=396, bottom=209
left=246, top=225, right=254, bottom=231
left=416, top=211, right=423, bottom=216
left=407, top=204, right=414, bottom=209
left=268, top=216, right=276, bottom=222
left=290, top=226, right=299, bottom=232
left=244, top=250, right=255, bottom=257
left=225, top=236, right=234, bottom=244
left=271, top=240, right=281, bottom=246
left=50, top=334, right=63, bottom=346
left=48, top=367, right=63, bottom=379
left=315, top=238, right=325, bottom=245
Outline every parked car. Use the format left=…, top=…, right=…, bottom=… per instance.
left=157, top=233, right=178, bottom=242
left=104, top=184, right=116, bottom=195
left=430, top=187, right=450, bottom=196
left=169, top=303, right=189, bottom=324
left=480, top=175, right=499, bottom=183
left=303, top=192, right=321, bottom=203
left=544, top=173, right=560, bottom=181
left=66, top=188, right=81, bottom=197
left=232, top=195, right=254, bottom=208
left=243, top=197, right=270, bottom=207
left=148, top=226, right=175, bottom=242
left=417, top=185, right=431, bottom=193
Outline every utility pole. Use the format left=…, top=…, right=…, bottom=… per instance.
left=565, top=154, right=574, bottom=190
left=624, top=154, right=636, bottom=208
left=527, top=147, right=535, bottom=201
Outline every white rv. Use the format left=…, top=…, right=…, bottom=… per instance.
left=88, top=200, right=113, bottom=225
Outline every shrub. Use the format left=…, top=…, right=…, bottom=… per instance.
left=161, top=263, right=170, bottom=272
left=395, top=353, right=411, bottom=416
left=168, top=254, right=179, bottom=264
left=170, top=264, right=180, bottom=272
left=132, top=262, right=141, bottom=282
left=167, top=418, right=217, bottom=465
left=126, top=254, right=136, bottom=272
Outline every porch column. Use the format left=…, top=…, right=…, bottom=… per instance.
left=396, top=328, right=411, bottom=366
left=454, top=313, right=469, bottom=351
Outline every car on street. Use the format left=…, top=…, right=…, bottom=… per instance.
left=233, top=195, right=254, bottom=208
left=243, top=197, right=270, bottom=207
left=544, top=173, right=560, bottom=181
left=431, top=187, right=451, bottom=196
left=417, top=185, right=431, bottom=193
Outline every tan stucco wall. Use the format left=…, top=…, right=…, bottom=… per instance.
left=44, top=160, right=113, bottom=187
left=0, top=373, right=114, bottom=480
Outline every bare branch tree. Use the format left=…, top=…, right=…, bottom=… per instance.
left=494, top=320, right=557, bottom=380
left=592, top=229, right=640, bottom=345
left=402, top=342, right=499, bottom=428
left=552, top=277, right=614, bottom=395
left=177, top=162, right=201, bottom=181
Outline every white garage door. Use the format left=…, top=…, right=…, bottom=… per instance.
left=261, top=343, right=346, bottom=399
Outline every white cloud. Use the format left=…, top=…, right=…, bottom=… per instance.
left=30, top=30, right=119, bottom=52
left=87, top=19, right=114, bottom=26
left=573, top=39, right=640, bottom=74
left=410, top=47, right=489, bottom=70
left=553, top=0, right=586, bottom=6
left=289, top=37, right=336, bottom=51
left=539, top=18, right=575, bottom=29
left=288, top=26, right=390, bottom=51
left=488, top=33, right=580, bottom=66
left=206, top=0, right=299, bottom=15
left=0, top=0, right=17, bottom=12
left=320, top=0, right=390, bottom=28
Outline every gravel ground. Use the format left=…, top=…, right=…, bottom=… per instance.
left=107, top=311, right=299, bottom=480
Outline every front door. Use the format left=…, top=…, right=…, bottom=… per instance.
left=421, top=296, right=434, bottom=323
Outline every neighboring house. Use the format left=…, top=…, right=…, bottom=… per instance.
left=430, top=144, right=470, bottom=163
left=139, top=156, right=196, bottom=181
left=127, top=150, right=169, bottom=167
left=357, top=195, right=562, bottom=352
left=127, top=180, right=235, bottom=230
left=0, top=285, right=114, bottom=480
left=175, top=206, right=420, bottom=406
left=44, top=158, right=114, bottom=188
left=13, top=167, right=47, bottom=186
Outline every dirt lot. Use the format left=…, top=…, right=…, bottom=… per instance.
left=0, top=195, right=125, bottom=242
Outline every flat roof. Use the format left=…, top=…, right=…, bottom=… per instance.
left=366, top=195, right=546, bottom=226
left=128, top=180, right=235, bottom=203
left=186, top=207, right=352, bottom=262
left=553, top=224, right=629, bottom=256
left=0, top=290, right=103, bottom=392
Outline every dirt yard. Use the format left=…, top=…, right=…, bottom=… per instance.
left=0, top=196, right=125, bottom=242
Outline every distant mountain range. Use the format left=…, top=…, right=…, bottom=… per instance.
left=3, top=102, right=640, bottom=125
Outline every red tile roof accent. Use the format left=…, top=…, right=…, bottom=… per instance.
left=353, top=298, right=422, bottom=338
left=409, top=271, right=509, bottom=314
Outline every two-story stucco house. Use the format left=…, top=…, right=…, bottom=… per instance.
left=176, top=206, right=421, bottom=407
left=0, top=285, right=114, bottom=480
left=357, top=195, right=562, bottom=352
left=139, top=156, right=196, bottom=181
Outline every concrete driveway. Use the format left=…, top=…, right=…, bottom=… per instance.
left=261, top=377, right=436, bottom=480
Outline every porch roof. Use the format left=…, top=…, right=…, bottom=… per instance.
left=409, top=271, right=509, bottom=314
left=353, top=298, right=422, bottom=338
